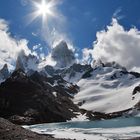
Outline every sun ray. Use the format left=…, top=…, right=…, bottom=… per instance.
left=26, top=0, right=57, bottom=26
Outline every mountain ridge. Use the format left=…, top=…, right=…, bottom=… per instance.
left=0, top=53, right=139, bottom=124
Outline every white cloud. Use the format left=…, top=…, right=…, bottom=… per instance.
left=82, top=48, right=93, bottom=65
left=32, top=32, right=38, bottom=37
left=0, top=18, right=31, bottom=70
left=0, top=19, right=8, bottom=31
left=38, top=54, right=56, bottom=69
left=32, top=44, right=41, bottom=50
left=93, top=18, right=140, bottom=71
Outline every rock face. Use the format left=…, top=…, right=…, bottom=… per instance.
left=133, top=85, right=140, bottom=95
left=0, top=64, right=10, bottom=83
left=61, top=63, right=92, bottom=83
left=42, top=63, right=92, bottom=83
left=0, top=69, right=83, bottom=125
left=0, top=58, right=140, bottom=126
left=0, top=117, right=67, bottom=140
left=51, top=41, right=75, bottom=68
left=16, top=50, right=39, bottom=72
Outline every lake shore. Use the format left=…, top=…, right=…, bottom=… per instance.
left=0, top=117, right=140, bottom=140
left=0, top=117, right=71, bottom=140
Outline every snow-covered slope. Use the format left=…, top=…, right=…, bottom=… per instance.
left=74, top=63, right=140, bottom=113
left=40, top=63, right=91, bottom=83
left=62, top=64, right=91, bottom=83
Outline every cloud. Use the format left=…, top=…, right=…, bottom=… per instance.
left=113, top=7, right=125, bottom=20
left=32, top=32, right=38, bottom=37
left=0, top=18, right=31, bottom=70
left=82, top=48, right=93, bottom=65
left=93, top=18, right=140, bottom=71
left=32, top=44, right=41, bottom=50
left=0, top=19, right=8, bottom=31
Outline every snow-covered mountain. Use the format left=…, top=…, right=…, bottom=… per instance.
left=41, top=63, right=91, bottom=83
left=0, top=51, right=140, bottom=122
left=61, top=63, right=91, bottom=83
left=74, top=61, right=140, bottom=114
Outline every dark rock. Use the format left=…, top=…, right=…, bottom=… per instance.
left=0, top=117, right=69, bottom=140
left=51, top=41, right=75, bottom=68
left=82, top=68, right=93, bottom=79
left=133, top=85, right=140, bottom=95
left=42, top=63, right=92, bottom=82
left=0, top=64, right=10, bottom=80
left=0, top=69, right=80, bottom=125
left=130, top=71, right=140, bottom=78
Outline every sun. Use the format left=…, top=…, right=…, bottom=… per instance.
left=26, top=0, right=57, bottom=26
left=36, top=0, right=54, bottom=18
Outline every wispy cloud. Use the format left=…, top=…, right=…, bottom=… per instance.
left=113, top=7, right=125, bottom=20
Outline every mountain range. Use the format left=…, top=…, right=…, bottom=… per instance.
left=0, top=41, right=139, bottom=125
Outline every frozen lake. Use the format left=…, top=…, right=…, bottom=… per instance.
left=24, top=116, right=140, bottom=140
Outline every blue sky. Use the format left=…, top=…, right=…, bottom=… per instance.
left=0, top=0, right=140, bottom=56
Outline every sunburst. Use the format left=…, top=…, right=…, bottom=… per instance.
left=26, top=0, right=57, bottom=26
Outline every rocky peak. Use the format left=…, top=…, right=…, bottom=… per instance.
left=51, top=41, right=75, bottom=68
left=61, top=63, right=92, bottom=83
left=0, top=64, right=10, bottom=79
left=16, top=50, right=38, bottom=72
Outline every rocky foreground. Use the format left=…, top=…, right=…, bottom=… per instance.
left=0, top=117, right=71, bottom=140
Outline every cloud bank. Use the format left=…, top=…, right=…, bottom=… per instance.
left=0, top=19, right=31, bottom=70
left=93, top=18, right=140, bottom=71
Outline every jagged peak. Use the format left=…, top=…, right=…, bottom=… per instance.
left=51, top=40, right=75, bottom=68
left=11, top=69, right=26, bottom=77
left=0, top=63, right=10, bottom=80
left=16, top=50, right=39, bottom=72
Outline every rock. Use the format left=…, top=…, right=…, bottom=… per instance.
left=0, top=117, right=69, bottom=140
left=51, top=41, right=75, bottom=68
left=0, top=69, right=81, bottom=125
left=129, top=71, right=140, bottom=78
left=133, top=85, right=140, bottom=95
left=62, top=63, right=92, bottom=82
left=0, top=64, right=10, bottom=79
left=0, top=64, right=10, bottom=83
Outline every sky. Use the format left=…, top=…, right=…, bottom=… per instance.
left=0, top=0, right=140, bottom=70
